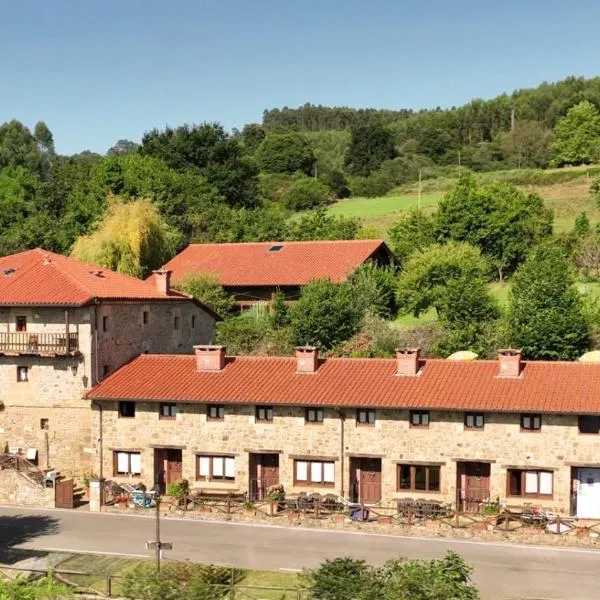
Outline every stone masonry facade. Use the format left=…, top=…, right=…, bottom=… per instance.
left=0, top=302, right=214, bottom=477
left=93, top=399, right=600, bottom=514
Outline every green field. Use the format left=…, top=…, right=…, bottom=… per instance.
left=328, top=168, right=600, bottom=238
left=395, top=281, right=600, bottom=329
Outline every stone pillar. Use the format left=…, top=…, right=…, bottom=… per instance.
left=89, top=478, right=104, bottom=512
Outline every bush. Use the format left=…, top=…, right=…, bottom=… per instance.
left=255, top=132, right=315, bottom=175
left=348, top=172, right=394, bottom=197
left=349, top=262, right=399, bottom=318
left=286, top=208, right=363, bottom=241
left=281, top=177, right=331, bottom=211
left=166, top=479, right=189, bottom=498
left=177, top=273, right=235, bottom=317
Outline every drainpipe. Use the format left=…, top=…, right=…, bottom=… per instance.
left=338, top=408, right=346, bottom=499
left=93, top=401, right=103, bottom=481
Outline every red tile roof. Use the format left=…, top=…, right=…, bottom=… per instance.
left=87, top=354, right=600, bottom=414
left=0, top=249, right=193, bottom=306
left=149, top=240, right=392, bottom=287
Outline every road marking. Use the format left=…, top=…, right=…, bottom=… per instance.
left=3, top=505, right=600, bottom=557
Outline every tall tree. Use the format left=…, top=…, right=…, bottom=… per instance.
left=255, top=132, right=314, bottom=174
left=507, top=243, right=589, bottom=360
left=140, top=123, right=259, bottom=207
left=70, top=197, right=179, bottom=278
left=106, top=139, right=139, bottom=155
left=344, top=124, right=396, bottom=176
left=552, top=100, right=600, bottom=166
left=436, top=174, right=552, bottom=280
left=388, top=209, right=436, bottom=265
left=499, top=120, right=553, bottom=168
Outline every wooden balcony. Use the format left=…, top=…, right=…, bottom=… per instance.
left=0, top=332, right=79, bottom=356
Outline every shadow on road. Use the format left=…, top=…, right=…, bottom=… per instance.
left=0, top=514, right=60, bottom=565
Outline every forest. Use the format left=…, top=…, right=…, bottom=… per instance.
left=3, top=74, right=600, bottom=362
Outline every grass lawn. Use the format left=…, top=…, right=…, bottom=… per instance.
left=56, top=552, right=301, bottom=598
left=328, top=172, right=599, bottom=237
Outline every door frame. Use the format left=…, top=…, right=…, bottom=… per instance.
left=575, top=467, right=600, bottom=518
left=456, top=461, right=491, bottom=513
left=349, top=456, right=382, bottom=505
left=248, top=453, right=280, bottom=500
left=154, top=448, right=183, bottom=493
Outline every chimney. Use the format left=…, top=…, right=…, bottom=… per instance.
left=395, top=347, right=421, bottom=376
left=497, top=349, right=522, bottom=378
left=194, top=345, right=226, bottom=372
left=152, top=269, right=172, bottom=295
left=296, top=346, right=319, bottom=374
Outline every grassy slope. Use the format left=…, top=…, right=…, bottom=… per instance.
left=328, top=166, right=600, bottom=237
left=56, top=553, right=300, bottom=598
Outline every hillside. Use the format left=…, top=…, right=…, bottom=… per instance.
left=328, top=165, right=600, bottom=237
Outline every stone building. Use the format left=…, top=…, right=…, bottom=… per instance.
left=88, top=346, right=600, bottom=518
left=0, top=249, right=218, bottom=476
left=148, top=240, right=395, bottom=310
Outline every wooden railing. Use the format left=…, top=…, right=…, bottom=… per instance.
left=0, top=332, right=78, bottom=354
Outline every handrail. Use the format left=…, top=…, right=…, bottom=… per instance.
left=0, top=332, right=78, bottom=354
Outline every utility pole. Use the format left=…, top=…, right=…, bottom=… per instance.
left=146, top=497, right=172, bottom=573
left=511, top=107, right=516, bottom=132
left=417, top=169, right=422, bottom=211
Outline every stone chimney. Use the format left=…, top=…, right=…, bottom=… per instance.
left=296, top=346, right=319, bottom=374
left=152, top=269, right=172, bottom=295
left=194, top=345, right=226, bottom=372
left=497, top=349, right=522, bottom=378
left=395, top=348, right=421, bottom=376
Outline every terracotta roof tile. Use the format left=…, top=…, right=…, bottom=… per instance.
left=88, top=354, right=600, bottom=414
left=150, top=240, right=392, bottom=287
left=0, top=249, right=192, bottom=306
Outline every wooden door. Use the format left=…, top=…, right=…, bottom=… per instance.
left=249, top=453, right=279, bottom=500
left=350, top=458, right=381, bottom=504
left=55, top=478, right=74, bottom=509
left=166, top=449, right=182, bottom=483
left=459, top=462, right=490, bottom=512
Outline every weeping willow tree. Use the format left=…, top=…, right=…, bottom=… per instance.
left=70, top=196, right=180, bottom=277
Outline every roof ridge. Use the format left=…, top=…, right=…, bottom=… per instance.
left=186, top=239, right=384, bottom=247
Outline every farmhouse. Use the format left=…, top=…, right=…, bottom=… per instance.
left=148, top=239, right=394, bottom=310
left=0, top=249, right=218, bottom=477
left=88, top=345, right=600, bottom=518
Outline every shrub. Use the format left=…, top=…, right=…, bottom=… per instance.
left=281, top=177, right=330, bottom=211
left=177, top=273, right=235, bottom=317
left=166, top=479, right=189, bottom=498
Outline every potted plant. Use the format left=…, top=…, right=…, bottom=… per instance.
left=166, top=479, right=189, bottom=506
left=243, top=500, right=257, bottom=516
left=81, top=472, right=98, bottom=499
left=266, top=484, right=285, bottom=514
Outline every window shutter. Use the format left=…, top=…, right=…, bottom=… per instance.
left=130, top=453, right=141, bottom=475
left=525, top=471, right=538, bottom=494
left=117, top=452, right=129, bottom=473
left=198, top=456, right=210, bottom=477
left=296, top=461, right=308, bottom=481
left=213, top=457, right=224, bottom=477
left=323, top=462, right=335, bottom=483
left=539, top=471, right=553, bottom=495
left=310, top=462, right=322, bottom=483
left=225, top=457, right=235, bottom=478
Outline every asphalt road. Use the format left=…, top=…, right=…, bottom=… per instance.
left=1, top=506, right=600, bottom=599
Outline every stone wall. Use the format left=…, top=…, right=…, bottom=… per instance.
left=0, top=300, right=215, bottom=479
left=94, top=401, right=600, bottom=513
left=0, top=468, right=55, bottom=507
left=94, top=301, right=214, bottom=381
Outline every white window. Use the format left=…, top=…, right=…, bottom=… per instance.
left=197, top=455, right=235, bottom=481
left=16, top=366, right=28, bottom=382
left=294, top=460, right=334, bottom=486
left=115, top=451, right=141, bottom=476
left=306, top=408, right=324, bottom=423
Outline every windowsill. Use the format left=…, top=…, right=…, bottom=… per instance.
left=255, top=421, right=274, bottom=425
left=520, top=429, right=542, bottom=433
left=196, top=478, right=236, bottom=484
left=409, top=425, right=430, bottom=429
left=397, top=489, right=440, bottom=494
left=305, top=422, right=324, bottom=425
left=464, top=427, right=485, bottom=432
left=118, top=416, right=135, bottom=419
left=207, top=418, right=225, bottom=423
left=293, top=482, right=335, bottom=488
left=508, top=494, right=553, bottom=500
left=356, top=423, right=375, bottom=427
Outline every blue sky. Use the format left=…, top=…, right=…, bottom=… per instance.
left=1, top=0, right=599, bottom=154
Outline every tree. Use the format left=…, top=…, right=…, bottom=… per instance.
left=107, top=139, right=139, bottom=155
left=240, top=124, right=266, bottom=154
left=271, top=290, right=289, bottom=329
left=255, top=132, right=314, bottom=174
left=70, top=197, right=179, bottom=278
left=33, top=121, right=55, bottom=155
left=289, top=280, right=362, bottom=349
left=507, top=243, right=590, bottom=360
left=349, top=262, right=399, bottom=318
left=300, top=557, right=370, bottom=600
left=140, top=123, right=259, bottom=207
left=285, top=208, right=362, bottom=241
left=388, top=209, right=436, bottom=264
left=396, top=242, right=491, bottom=318
left=552, top=100, right=600, bottom=166
left=500, top=120, right=553, bottom=168
left=281, top=177, right=330, bottom=211
left=177, top=274, right=235, bottom=317
left=344, top=124, right=396, bottom=176
left=436, top=174, right=553, bottom=280
left=325, top=169, right=350, bottom=198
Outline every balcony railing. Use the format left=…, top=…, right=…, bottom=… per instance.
left=0, top=332, right=79, bottom=355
